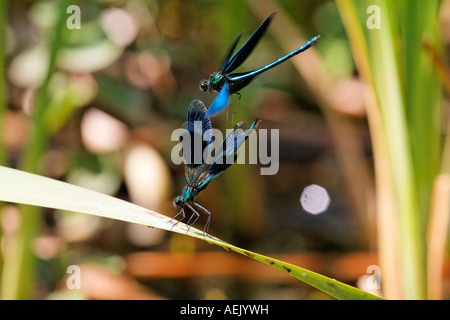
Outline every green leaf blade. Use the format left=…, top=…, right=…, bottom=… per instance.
left=0, top=166, right=382, bottom=300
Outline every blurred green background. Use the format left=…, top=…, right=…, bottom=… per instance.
left=0, top=0, right=449, bottom=300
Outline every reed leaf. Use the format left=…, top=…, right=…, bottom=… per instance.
left=0, top=165, right=382, bottom=300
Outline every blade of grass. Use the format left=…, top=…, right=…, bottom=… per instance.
left=364, top=0, right=424, bottom=299
left=422, top=41, right=450, bottom=96
left=427, top=173, right=450, bottom=299
left=341, top=0, right=443, bottom=299
left=397, top=0, right=442, bottom=239
left=427, top=53, right=450, bottom=298
left=335, top=0, right=440, bottom=299
left=0, top=165, right=382, bottom=300
left=335, top=0, right=402, bottom=299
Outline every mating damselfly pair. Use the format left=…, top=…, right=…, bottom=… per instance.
left=171, top=12, right=320, bottom=236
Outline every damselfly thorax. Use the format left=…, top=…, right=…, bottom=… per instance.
left=200, top=72, right=227, bottom=93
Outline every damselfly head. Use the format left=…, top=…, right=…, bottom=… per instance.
left=172, top=196, right=184, bottom=209
left=199, top=80, right=209, bottom=92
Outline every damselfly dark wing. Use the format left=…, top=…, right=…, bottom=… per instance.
left=194, top=119, right=260, bottom=193
left=226, top=35, right=321, bottom=85
left=221, top=13, right=276, bottom=74
left=226, top=72, right=256, bottom=94
left=182, top=100, right=213, bottom=185
left=220, top=32, right=242, bottom=73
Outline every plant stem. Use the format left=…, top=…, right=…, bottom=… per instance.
left=0, top=0, right=68, bottom=299
left=368, top=1, right=424, bottom=299
left=336, top=0, right=443, bottom=299
left=335, top=0, right=402, bottom=299
left=0, top=0, right=7, bottom=283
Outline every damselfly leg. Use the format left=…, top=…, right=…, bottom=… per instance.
left=193, top=201, right=212, bottom=238
left=169, top=208, right=186, bottom=230
left=231, top=92, right=242, bottom=123
left=184, top=202, right=200, bottom=234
